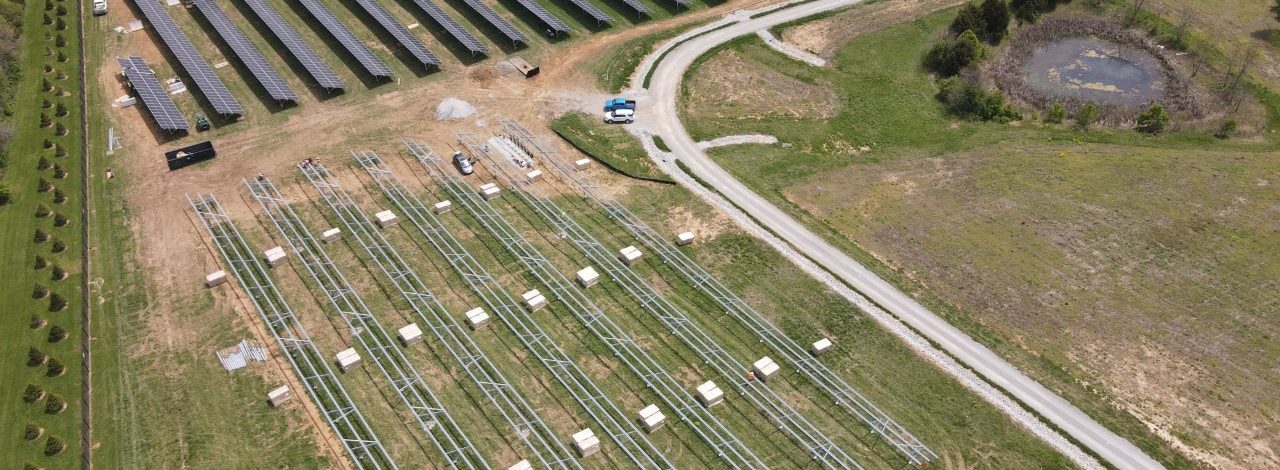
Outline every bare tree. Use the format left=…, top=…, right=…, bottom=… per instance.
left=1173, top=9, right=1192, bottom=46
left=1126, top=0, right=1148, bottom=26
left=1224, top=46, right=1257, bottom=98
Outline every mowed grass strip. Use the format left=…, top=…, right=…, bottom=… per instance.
left=551, top=111, right=672, bottom=183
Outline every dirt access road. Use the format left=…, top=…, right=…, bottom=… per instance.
left=633, top=1, right=1163, bottom=469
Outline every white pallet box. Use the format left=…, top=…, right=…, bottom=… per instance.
left=375, top=210, right=399, bottom=228
left=434, top=200, right=453, bottom=214
left=810, top=338, right=833, bottom=356
left=676, top=231, right=695, bottom=246
left=464, top=307, right=491, bottom=330
left=335, top=347, right=362, bottom=372
left=574, top=158, right=591, bottom=170
left=575, top=266, right=600, bottom=288
left=480, top=183, right=497, bottom=191
left=321, top=228, right=342, bottom=243
left=637, top=404, right=666, bottom=433
left=571, top=428, right=601, bottom=457
left=507, top=460, right=533, bottom=470
left=205, top=270, right=228, bottom=287
left=267, top=385, right=291, bottom=407
left=521, top=289, right=547, bottom=311
left=481, top=186, right=502, bottom=200
left=618, top=246, right=642, bottom=265
left=398, top=323, right=424, bottom=346
left=695, top=381, right=724, bottom=407
left=264, top=246, right=288, bottom=267
left=525, top=169, right=543, bottom=183
left=752, top=356, right=780, bottom=381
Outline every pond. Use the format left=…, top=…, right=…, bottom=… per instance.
left=1021, top=37, right=1166, bottom=106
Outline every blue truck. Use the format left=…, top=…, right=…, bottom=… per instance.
left=603, top=98, right=636, bottom=112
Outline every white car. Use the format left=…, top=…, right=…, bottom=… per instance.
left=452, top=151, right=474, bottom=175
left=92, top=0, right=108, bottom=15
left=604, top=109, right=634, bottom=124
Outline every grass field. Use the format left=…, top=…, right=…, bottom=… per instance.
left=678, top=2, right=1280, bottom=469
left=551, top=111, right=674, bottom=182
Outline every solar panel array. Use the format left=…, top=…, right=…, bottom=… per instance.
left=242, top=0, right=345, bottom=90
left=565, top=0, right=612, bottom=23
left=297, top=0, right=393, bottom=78
left=351, top=0, right=440, bottom=67
left=458, top=0, right=526, bottom=43
left=620, top=0, right=651, bottom=15
left=118, top=56, right=188, bottom=131
left=131, top=0, right=244, bottom=115
left=191, top=0, right=298, bottom=102
left=408, top=0, right=487, bottom=55
left=513, top=0, right=569, bottom=35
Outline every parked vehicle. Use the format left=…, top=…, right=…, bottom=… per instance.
left=194, top=113, right=210, bottom=132
left=453, top=151, right=474, bottom=175
left=92, top=0, right=107, bottom=15
left=603, top=98, right=636, bottom=112
left=604, top=109, right=634, bottom=124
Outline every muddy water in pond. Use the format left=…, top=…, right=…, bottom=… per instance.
left=1022, top=37, right=1165, bottom=105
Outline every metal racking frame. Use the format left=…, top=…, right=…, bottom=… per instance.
left=245, top=176, right=489, bottom=470
left=186, top=194, right=396, bottom=470
left=296, top=161, right=580, bottom=470
left=422, top=135, right=767, bottom=468
left=356, top=146, right=673, bottom=470
left=499, top=118, right=937, bottom=466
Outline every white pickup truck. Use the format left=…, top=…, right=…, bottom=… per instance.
left=92, top=0, right=107, bottom=15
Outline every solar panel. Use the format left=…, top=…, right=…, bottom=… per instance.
left=351, top=0, right=440, bottom=67
left=241, top=0, right=345, bottom=90
left=513, top=0, right=570, bottom=35
left=408, top=0, right=487, bottom=55
left=191, top=0, right=297, bottom=102
left=118, top=56, right=189, bottom=131
left=297, top=0, right=393, bottom=78
left=565, top=0, right=611, bottom=23
left=458, top=0, right=526, bottom=43
left=131, top=0, right=244, bottom=115
left=620, top=0, right=651, bottom=15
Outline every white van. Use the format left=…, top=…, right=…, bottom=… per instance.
left=604, top=108, right=634, bottom=124
left=92, top=0, right=108, bottom=15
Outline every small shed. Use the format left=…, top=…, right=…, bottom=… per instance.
left=571, top=428, right=600, bottom=457
left=398, top=323, right=424, bottom=346
left=508, top=56, right=539, bottom=78
left=205, top=270, right=228, bottom=287
left=637, top=404, right=666, bottom=433
left=267, top=385, right=291, bottom=407
left=576, top=267, right=599, bottom=288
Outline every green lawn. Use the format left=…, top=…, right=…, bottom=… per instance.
left=677, top=3, right=1279, bottom=469
left=551, top=111, right=673, bottom=183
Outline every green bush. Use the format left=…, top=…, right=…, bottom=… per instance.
left=34, top=255, right=48, bottom=269
left=53, top=35, right=64, bottom=48
left=925, top=30, right=986, bottom=77
left=54, top=122, right=66, bottom=135
left=37, top=177, right=52, bottom=192
left=53, top=164, right=66, bottom=178
left=51, top=264, right=66, bottom=280
left=936, top=76, right=1022, bottom=122
left=53, top=189, right=65, bottom=203
left=41, top=99, right=51, bottom=109
left=0, top=184, right=9, bottom=206
left=1045, top=103, right=1066, bottom=123
left=24, top=423, right=41, bottom=441
left=950, top=0, right=1010, bottom=43
left=42, top=138, right=52, bottom=148
left=23, top=384, right=44, bottom=403
left=51, top=238, right=66, bottom=253
left=1214, top=119, right=1237, bottom=139
left=44, top=394, right=65, bottom=414
left=49, top=293, right=67, bottom=311
left=54, top=144, right=66, bottom=158
left=37, top=156, right=51, bottom=170
left=1136, top=103, right=1170, bottom=134
left=43, top=436, right=65, bottom=455
left=54, top=102, right=66, bottom=117
left=34, top=228, right=49, bottom=243
left=39, top=112, right=50, bottom=127
left=24, top=463, right=43, bottom=470
left=31, top=314, right=46, bottom=329
left=33, top=283, right=49, bottom=298
left=48, top=325, right=67, bottom=342
left=1074, top=102, right=1100, bottom=130
left=28, top=347, right=46, bottom=366
left=46, top=357, right=64, bottom=376
left=53, top=212, right=67, bottom=226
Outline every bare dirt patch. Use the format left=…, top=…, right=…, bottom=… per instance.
left=685, top=50, right=841, bottom=121
left=780, top=0, right=966, bottom=59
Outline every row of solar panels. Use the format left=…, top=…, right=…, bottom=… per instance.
left=124, top=0, right=673, bottom=128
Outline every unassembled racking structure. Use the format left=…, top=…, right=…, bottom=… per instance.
left=355, top=147, right=673, bottom=470
left=245, top=176, right=488, bottom=470
left=186, top=194, right=396, bottom=470
left=499, top=118, right=938, bottom=467
left=414, top=137, right=768, bottom=469
left=296, top=161, right=581, bottom=470
left=461, top=147, right=863, bottom=470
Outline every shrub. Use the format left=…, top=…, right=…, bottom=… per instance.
left=24, top=423, right=41, bottom=441
left=46, top=357, right=64, bottom=376
left=34, top=228, right=49, bottom=242
left=55, top=122, right=67, bottom=135
left=44, top=394, right=66, bottom=414
left=53, top=34, right=64, bottom=48
left=51, top=239, right=66, bottom=253
left=925, top=30, right=986, bottom=77
left=51, top=265, right=66, bottom=280
left=56, top=50, right=66, bottom=62
left=53, top=189, right=66, bottom=204
left=43, top=138, right=53, bottom=148
left=0, top=185, right=10, bottom=206
left=33, top=283, right=49, bottom=299
left=950, top=3, right=986, bottom=39
left=28, top=347, right=47, bottom=366
left=23, top=384, right=44, bottom=403
left=39, top=112, right=50, bottom=127
left=41, top=98, right=51, bottom=108
left=34, top=255, right=48, bottom=269
left=54, top=102, right=66, bottom=117
left=1011, top=0, right=1065, bottom=25
left=979, top=0, right=1011, bottom=43
left=53, top=213, right=68, bottom=226
left=31, top=314, right=46, bottom=329
left=43, top=0, right=50, bottom=11
left=1045, top=103, right=1066, bottom=123
left=44, top=436, right=65, bottom=455
left=48, top=325, right=67, bottom=342
left=1136, top=103, right=1170, bottom=134
left=42, top=77, right=51, bottom=91
left=37, top=156, right=51, bottom=169
left=25, top=463, right=43, bottom=470
left=1075, top=102, right=1100, bottom=130
left=55, top=4, right=65, bottom=15
left=54, top=144, right=66, bottom=158
left=54, top=165, right=66, bottom=179
left=936, top=76, right=1021, bottom=122
left=49, top=293, right=67, bottom=311
left=38, top=177, right=52, bottom=192
left=1215, top=119, right=1237, bottom=139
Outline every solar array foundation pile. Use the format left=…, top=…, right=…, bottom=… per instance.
left=410, top=138, right=768, bottom=469
left=244, top=176, right=488, bottom=469
left=298, top=160, right=582, bottom=469
left=187, top=194, right=394, bottom=469
left=356, top=147, right=674, bottom=469
left=501, top=117, right=939, bottom=467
